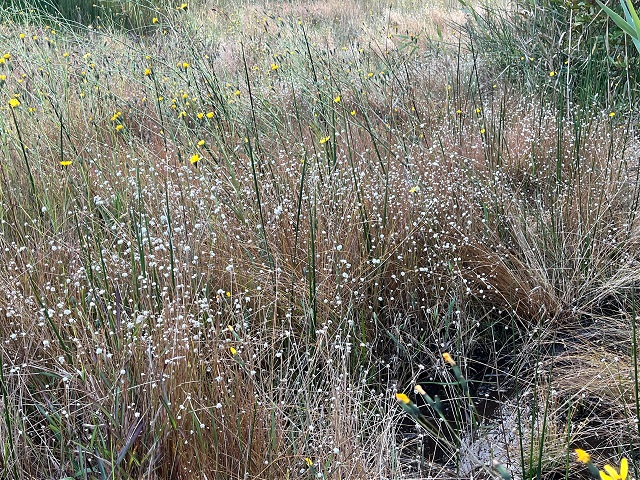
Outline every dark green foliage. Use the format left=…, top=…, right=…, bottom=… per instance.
left=462, top=0, right=640, bottom=107
left=4, top=0, right=175, bottom=31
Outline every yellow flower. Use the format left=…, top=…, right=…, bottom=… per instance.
left=110, top=111, right=121, bottom=121
left=197, top=140, right=205, bottom=146
left=206, top=112, right=214, bottom=118
left=319, top=136, right=330, bottom=145
left=480, top=128, right=486, bottom=134
left=230, top=346, right=237, bottom=355
left=600, top=458, right=628, bottom=480
left=180, top=3, right=188, bottom=10
left=304, top=458, right=313, bottom=467
left=197, top=112, right=204, bottom=119
left=144, top=68, right=152, bottom=76
left=334, top=95, right=341, bottom=103
left=234, top=89, right=241, bottom=96
left=115, top=124, right=123, bottom=131
left=190, top=153, right=201, bottom=164
left=19, top=33, right=25, bottom=39
left=0, top=75, right=5, bottom=82
left=60, top=160, right=72, bottom=166
left=409, top=186, right=419, bottom=193
left=3, top=54, right=11, bottom=60
left=575, top=449, right=591, bottom=464
left=609, top=112, right=616, bottom=118
left=549, top=71, right=556, bottom=77
left=152, top=17, right=158, bottom=24
left=8, top=98, right=20, bottom=108
left=178, top=111, right=186, bottom=118
left=395, top=393, right=410, bottom=404
left=442, top=352, right=456, bottom=366
left=270, top=63, right=279, bottom=70
left=350, top=110, right=356, bottom=116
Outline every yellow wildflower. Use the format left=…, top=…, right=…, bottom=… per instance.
left=319, top=136, right=330, bottom=145
left=60, top=160, right=72, bottom=166
left=409, top=186, right=419, bottom=193
left=206, top=112, right=214, bottom=118
left=110, top=111, right=121, bottom=121
left=19, top=33, right=25, bottom=39
left=575, top=449, right=590, bottom=464
left=152, top=17, right=158, bottom=24
left=115, top=124, right=123, bottom=131
left=230, top=347, right=237, bottom=355
left=179, top=3, right=187, bottom=10
left=190, top=153, right=201, bottom=164
left=8, top=98, right=20, bottom=108
left=609, top=112, right=616, bottom=118
left=334, top=95, right=341, bottom=103
left=270, top=63, right=279, bottom=70
left=304, top=458, right=313, bottom=467
left=0, top=75, right=5, bottom=82
left=395, top=393, right=410, bottom=404
left=600, top=458, right=628, bottom=480
left=197, top=140, right=205, bottom=146
left=144, top=68, right=152, bottom=76
left=442, top=352, right=456, bottom=366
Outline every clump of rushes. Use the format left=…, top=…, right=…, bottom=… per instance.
left=575, top=449, right=630, bottom=479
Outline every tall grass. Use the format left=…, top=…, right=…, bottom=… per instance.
left=461, top=0, right=640, bottom=108
left=0, top=0, right=639, bottom=478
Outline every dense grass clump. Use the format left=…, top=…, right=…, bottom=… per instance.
left=0, top=0, right=639, bottom=479
left=5, top=0, right=192, bottom=30
left=462, top=0, right=640, bottom=107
